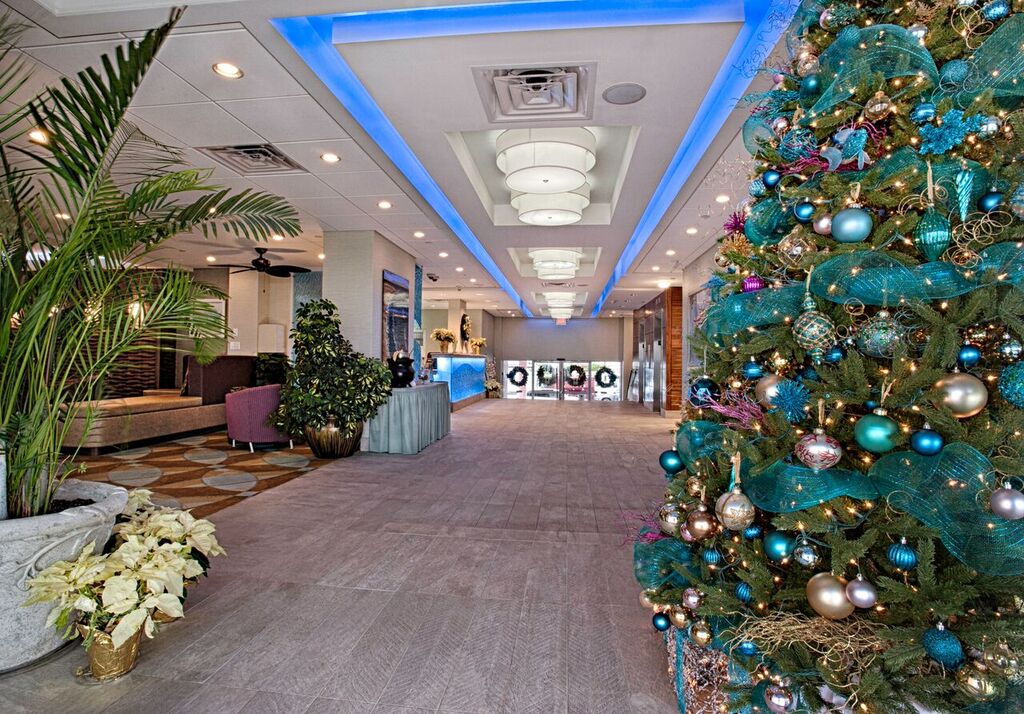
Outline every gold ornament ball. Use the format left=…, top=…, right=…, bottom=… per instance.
left=983, top=642, right=1020, bottom=676
left=639, top=590, right=659, bottom=611
left=681, top=587, right=704, bottom=610
left=685, top=475, right=704, bottom=497
left=935, top=372, right=989, bottom=418
left=689, top=620, right=714, bottom=647
left=657, top=503, right=684, bottom=537
left=957, top=662, right=1004, bottom=702
left=715, top=487, right=756, bottom=531
left=805, top=573, right=855, bottom=620
left=686, top=509, right=718, bottom=540
left=755, top=373, right=784, bottom=407
left=668, top=605, right=690, bottom=629
left=863, top=90, right=894, bottom=121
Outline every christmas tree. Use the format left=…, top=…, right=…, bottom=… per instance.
left=636, top=1, right=1024, bottom=712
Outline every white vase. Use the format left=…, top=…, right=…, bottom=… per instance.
left=0, top=477, right=127, bottom=672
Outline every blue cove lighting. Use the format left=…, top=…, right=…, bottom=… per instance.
left=272, top=0, right=795, bottom=318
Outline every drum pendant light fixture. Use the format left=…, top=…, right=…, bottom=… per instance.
left=528, top=248, right=584, bottom=280
left=496, top=127, right=596, bottom=194
left=511, top=184, right=590, bottom=225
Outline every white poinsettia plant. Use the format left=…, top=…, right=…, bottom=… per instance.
left=24, top=490, right=225, bottom=650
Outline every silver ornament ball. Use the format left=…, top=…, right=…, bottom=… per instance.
left=657, top=503, right=684, bottom=536
left=682, top=587, right=704, bottom=610
left=755, top=373, right=784, bottom=407
left=764, top=683, right=797, bottom=713
left=792, top=540, right=821, bottom=568
left=935, top=372, right=989, bottom=418
left=806, top=573, right=855, bottom=620
left=845, top=575, right=879, bottom=609
left=990, top=486, right=1024, bottom=520
left=715, top=487, right=756, bottom=531
left=812, top=213, right=832, bottom=235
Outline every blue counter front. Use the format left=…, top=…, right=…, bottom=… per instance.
left=430, top=353, right=486, bottom=410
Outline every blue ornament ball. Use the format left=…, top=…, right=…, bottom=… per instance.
left=735, top=582, right=753, bottom=604
left=703, top=549, right=723, bottom=566
left=910, top=101, right=936, bottom=124
left=800, top=73, right=822, bottom=100
left=941, top=59, right=970, bottom=87
left=792, top=200, right=815, bottom=224
left=763, top=531, right=796, bottom=562
left=689, top=377, right=721, bottom=407
left=999, top=362, right=1024, bottom=408
left=854, top=412, right=899, bottom=453
left=762, top=169, right=782, bottom=189
left=958, top=344, right=982, bottom=369
left=978, top=190, right=1004, bottom=213
left=922, top=625, right=965, bottom=670
left=652, top=612, right=671, bottom=632
left=887, top=540, right=918, bottom=570
left=824, top=344, right=845, bottom=364
left=800, top=363, right=819, bottom=382
left=831, top=206, right=874, bottom=243
left=749, top=178, right=767, bottom=197
left=742, top=524, right=763, bottom=540
left=742, top=360, right=765, bottom=380
left=910, top=427, right=944, bottom=456
left=735, top=641, right=759, bottom=656
left=659, top=449, right=684, bottom=475
left=864, top=399, right=880, bottom=410
left=981, top=0, right=1010, bottom=21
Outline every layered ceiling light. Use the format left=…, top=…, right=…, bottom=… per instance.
left=511, top=184, right=590, bottom=226
left=542, top=291, right=577, bottom=321
left=528, top=248, right=583, bottom=280
left=548, top=307, right=574, bottom=320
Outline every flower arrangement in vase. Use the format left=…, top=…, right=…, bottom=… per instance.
left=431, top=328, right=456, bottom=353
left=469, top=337, right=487, bottom=355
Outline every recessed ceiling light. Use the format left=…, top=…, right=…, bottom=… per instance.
left=320, top=152, right=340, bottom=164
left=686, top=227, right=698, bottom=235
left=455, top=266, right=464, bottom=272
left=212, top=62, right=243, bottom=79
left=317, top=253, right=325, bottom=260
left=271, top=234, right=284, bottom=241
left=27, top=127, right=49, bottom=145
left=666, top=249, right=676, bottom=256
left=652, top=265, right=660, bottom=272
left=657, top=279, right=671, bottom=289
left=54, top=212, right=71, bottom=221
left=602, top=82, right=647, bottom=105
left=205, top=255, right=217, bottom=263
left=377, top=200, right=392, bottom=209
left=715, top=194, right=730, bottom=204
left=438, top=251, right=448, bottom=258
left=469, top=277, right=477, bottom=283
left=413, top=230, right=425, bottom=238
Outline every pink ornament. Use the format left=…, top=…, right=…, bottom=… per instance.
left=742, top=275, right=766, bottom=293
left=795, top=429, right=842, bottom=471
left=679, top=525, right=697, bottom=543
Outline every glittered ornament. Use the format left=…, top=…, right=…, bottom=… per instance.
left=854, top=409, right=899, bottom=454
left=907, top=23, right=928, bottom=41
left=978, top=189, right=1004, bottom=213
left=910, top=424, right=944, bottom=456
left=831, top=206, right=873, bottom=243
left=770, top=379, right=810, bottom=423
left=754, top=373, right=784, bottom=407
left=958, top=661, right=1004, bottom=701
left=652, top=612, right=671, bottom=631
left=914, top=206, right=951, bottom=261
left=764, top=531, right=795, bottom=562
left=845, top=574, right=878, bottom=608
left=667, top=605, right=690, bottom=629
left=685, top=508, right=717, bottom=541
left=923, top=623, right=965, bottom=670
left=935, top=371, right=989, bottom=418
left=689, top=376, right=721, bottom=407
left=702, top=548, right=722, bottom=566
left=941, top=59, right=970, bottom=87
left=999, top=362, right=1024, bottom=408
left=742, top=524, right=763, bottom=540
left=734, top=582, right=753, bottom=604
left=990, top=484, right=1024, bottom=520
left=735, top=640, right=759, bottom=656
left=887, top=538, right=918, bottom=571
left=795, top=428, right=842, bottom=471
left=741, top=275, right=766, bottom=293
left=910, top=101, right=937, bottom=124
left=958, top=344, right=982, bottom=369
left=776, top=229, right=815, bottom=267
left=998, top=336, right=1023, bottom=363
left=792, top=200, right=815, bottom=223
left=681, top=587, right=703, bottom=610
left=659, top=449, right=684, bottom=476
left=741, top=359, right=764, bottom=380
left=749, top=178, right=767, bottom=197
left=863, top=90, right=894, bottom=121
left=762, top=169, right=782, bottom=188
left=806, top=573, right=854, bottom=620
left=720, top=233, right=754, bottom=258
left=981, top=0, right=1010, bottom=22
left=792, top=539, right=821, bottom=568
left=793, top=291, right=836, bottom=363
left=715, top=487, right=755, bottom=531
left=856, top=310, right=901, bottom=358
left=1011, top=184, right=1024, bottom=219
left=812, top=213, right=832, bottom=235
left=684, top=475, right=703, bottom=498
left=764, top=683, right=797, bottom=713
left=689, top=620, right=714, bottom=647
left=658, top=503, right=684, bottom=537
left=824, top=344, right=844, bottom=363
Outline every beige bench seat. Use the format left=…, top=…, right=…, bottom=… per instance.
left=62, top=395, right=226, bottom=451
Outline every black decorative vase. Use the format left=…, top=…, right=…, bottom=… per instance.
left=387, top=355, right=416, bottom=388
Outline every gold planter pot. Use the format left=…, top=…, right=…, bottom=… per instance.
left=304, top=420, right=362, bottom=458
left=471, top=345, right=481, bottom=355
left=76, top=624, right=143, bottom=681
left=151, top=609, right=179, bottom=624
left=439, top=342, right=450, bottom=353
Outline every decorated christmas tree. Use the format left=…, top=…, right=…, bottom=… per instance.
left=635, top=1, right=1024, bottom=712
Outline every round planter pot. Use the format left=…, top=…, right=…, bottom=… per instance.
left=304, top=421, right=363, bottom=458
left=76, top=624, right=143, bottom=681
left=0, top=478, right=128, bottom=673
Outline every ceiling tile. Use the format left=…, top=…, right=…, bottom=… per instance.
left=218, top=96, right=348, bottom=143
left=319, top=214, right=384, bottom=232
left=275, top=139, right=382, bottom=174
left=156, top=29, right=305, bottom=101
left=318, top=170, right=400, bottom=197
left=249, top=174, right=336, bottom=199
left=347, top=194, right=422, bottom=215
left=374, top=212, right=435, bottom=231
left=22, top=39, right=120, bottom=76
left=130, top=102, right=263, bottom=146
left=288, top=195, right=363, bottom=216
left=133, top=61, right=208, bottom=107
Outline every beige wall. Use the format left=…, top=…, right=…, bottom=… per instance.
left=421, top=308, right=448, bottom=359
left=492, top=316, right=626, bottom=365
left=225, top=270, right=295, bottom=357
left=678, top=243, right=719, bottom=381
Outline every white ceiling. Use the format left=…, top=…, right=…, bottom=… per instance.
left=1, top=0, right=776, bottom=317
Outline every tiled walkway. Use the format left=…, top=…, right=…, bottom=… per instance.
left=0, top=400, right=679, bottom=713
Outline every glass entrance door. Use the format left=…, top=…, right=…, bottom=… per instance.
left=531, top=361, right=560, bottom=399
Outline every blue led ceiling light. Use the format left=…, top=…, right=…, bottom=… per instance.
left=272, top=0, right=796, bottom=318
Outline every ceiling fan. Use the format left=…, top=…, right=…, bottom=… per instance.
left=229, top=248, right=311, bottom=278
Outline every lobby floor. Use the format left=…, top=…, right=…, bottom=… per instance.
left=0, top=400, right=679, bottom=714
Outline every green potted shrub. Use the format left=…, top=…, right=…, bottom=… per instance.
left=274, top=299, right=392, bottom=458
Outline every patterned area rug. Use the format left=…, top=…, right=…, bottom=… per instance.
left=76, top=431, right=325, bottom=517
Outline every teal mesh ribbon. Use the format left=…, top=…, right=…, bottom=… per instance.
left=634, top=534, right=691, bottom=590
left=745, top=460, right=879, bottom=514
left=676, top=421, right=732, bottom=464
left=869, top=444, right=1024, bottom=576
left=703, top=285, right=804, bottom=338
left=810, top=24, right=938, bottom=116
left=745, top=197, right=793, bottom=246
left=937, top=14, right=1024, bottom=108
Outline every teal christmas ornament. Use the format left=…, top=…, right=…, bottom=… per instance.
left=762, top=169, right=782, bottom=189
left=689, top=376, right=721, bottom=407
left=702, top=548, right=723, bottom=566
left=940, top=60, right=970, bottom=87
left=659, top=449, right=684, bottom=476
left=922, top=623, right=965, bottom=670
left=914, top=207, right=951, bottom=262
left=978, top=115, right=1001, bottom=139
left=770, top=379, right=810, bottom=423
left=911, top=425, right=944, bottom=456
left=978, top=190, right=1004, bottom=213
left=742, top=359, right=765, bottom=380
left=856, top=310, right=901, bottom=358
left=749, top=178, right=767, bottom=197
left=735, top=641, right=759, bottom=656
left=764, top=531, right=796, bottom=562
left=887, top=538, right=918, bottom=570
left=981, top=0, right=1010, bottom=21
left=864, top=399, right=880, bottom=410
left=854, top=409, right=899, bottom=454
left=743, top=524, right=763, bottom=540
left=735, top=582, right=753, bottom=604
left=824, top=344, right=845, bottom=363
left=792, top=200, right=815, bottom=223
left=800, top=73, right=822, bottom=101
left=652, top=612, right=671, bottom=631
left=999, top=362, right=1024, bottom=408
left=799, top=362, right=819, bottom=381
left=793, top=291, right=836, bottom=364
left=954, top=169, right=974, bottom=222
left=831, top=206, right=873, bottom=243
left=910, top=102, right=936, bottom=124
left=1011, top=184, right=1024, bottom=219
left=958, top=344, right=982, bottom=369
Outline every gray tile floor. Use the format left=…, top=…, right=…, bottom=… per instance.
left=0, top=400, right=679, bottom=713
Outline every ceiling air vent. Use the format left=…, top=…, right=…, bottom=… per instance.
left=472, top=63, right=596, bottom=123
left=197, top=144, right=304, bottom=176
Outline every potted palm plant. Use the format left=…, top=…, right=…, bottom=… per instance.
left=0, top=10, right=299, bottom=671
left=274, top=299, right=392, bottom=458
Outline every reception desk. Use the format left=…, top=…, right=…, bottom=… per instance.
left=367, top=382, right=450, bottom=454
left=430, top=353, right=486, bottom=411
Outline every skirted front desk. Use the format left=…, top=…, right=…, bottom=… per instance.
left=429, top=352, right=486, bottom=411
left=367, top=382, right=450, bottom=454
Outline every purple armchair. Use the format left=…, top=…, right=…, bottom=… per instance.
left=225, top=384, right=292, bottom=452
